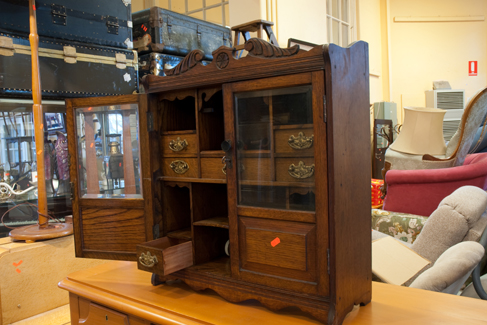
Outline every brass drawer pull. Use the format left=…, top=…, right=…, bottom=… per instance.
left=222, top=156, right=227, bottom=175
left=288, top=132, right=314, bottom=150
left=288, top=161, right=315, bottom=179
left=170, top=160, right=189, bottom=174
left=169, top=137, right=188, bottom=152
left=139, top=251, right=158, bottom=268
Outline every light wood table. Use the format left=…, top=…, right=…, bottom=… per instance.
left=59, top=261, right=487, bottom=325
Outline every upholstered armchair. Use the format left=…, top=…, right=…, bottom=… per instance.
left=382, top=152, right=487, bottom=216
left=385, top=87, right=487, bottom=171
left=373, top=186, right=487, bottom=294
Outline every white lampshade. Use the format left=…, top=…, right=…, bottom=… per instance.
left=389, top=107, right=447, bottom=155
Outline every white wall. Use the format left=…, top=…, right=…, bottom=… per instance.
left=357, top=0, right=384, bottom=103
left=389, top=0, right=487, bottom=118
left=229, top=0, right=327, bottom=48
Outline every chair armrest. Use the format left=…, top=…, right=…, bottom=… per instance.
left=409, top=241, right=484, bottom=292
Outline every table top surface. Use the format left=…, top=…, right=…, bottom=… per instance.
left=59, top=261, right=487, bottom=325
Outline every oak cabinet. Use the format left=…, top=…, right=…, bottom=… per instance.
left=66, top=39, right=371, bottom=324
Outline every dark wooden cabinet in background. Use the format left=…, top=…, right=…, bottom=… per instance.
left=66, top=39, right=371, bottom=324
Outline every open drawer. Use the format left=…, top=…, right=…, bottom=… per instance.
left=136, top=237, right=193, bottom=275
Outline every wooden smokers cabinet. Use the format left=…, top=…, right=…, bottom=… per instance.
left=66, top=39, right=371, bottom=324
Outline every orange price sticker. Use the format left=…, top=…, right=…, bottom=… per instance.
left=37, top=149, right=43, bottom=155
left=39, top=123, right=43, bottom=130
left=90, top=143, right=94, bottom=148
left=271, top=237, right=280, bottom=247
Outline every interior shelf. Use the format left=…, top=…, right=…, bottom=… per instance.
left=273, top=123, right=313, bottom=130
left=162, top=130, right=197, bottom=135
left=158, top=176, right=227, bottom=184
left=166, top=228, right=192, bottom=241
left=239, top=180, right=315, bottom=188
left=185, top=256, right=231, bottom=279
left=193, top=217, right=229, bottom=229
left=200, top=150, right=225, bottom=157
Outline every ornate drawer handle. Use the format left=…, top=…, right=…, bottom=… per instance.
left=222, top=156, right=227, bottom=175
left=288, top=161, right=315, bottom=179
left=169, top=137, right=188, bottom=152
left=288, top=132, right=314, bottom=150
left=139, top=251, right=158, bottom=268
left=170, top=160, right=189, bottom=174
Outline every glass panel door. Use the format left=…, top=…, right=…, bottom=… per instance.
left=75, top=104, right=142, bottom=199
left=235, top=86, right=315, bottom=212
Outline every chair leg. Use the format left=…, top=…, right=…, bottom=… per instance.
left=264, top=25, right=279, bottom=46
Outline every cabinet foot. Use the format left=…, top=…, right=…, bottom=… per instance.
left=151, top=273, right=167, bottom=286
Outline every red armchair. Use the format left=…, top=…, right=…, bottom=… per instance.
left=383, top=153, right=487, bottom=216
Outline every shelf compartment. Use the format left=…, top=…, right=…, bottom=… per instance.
left=193, top=217, right=229, bottom=229
left=167, top=228, right=192, bottom=240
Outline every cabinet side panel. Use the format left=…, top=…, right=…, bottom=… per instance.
left=81, top=208, right=146, bottom=253
left=324, top=41, right=372, bottom=323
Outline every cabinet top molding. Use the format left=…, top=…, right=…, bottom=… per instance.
left=394, top=16, right=485, bottom=22
left=142, top=38, right=367, bottom=93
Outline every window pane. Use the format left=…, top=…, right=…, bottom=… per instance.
left=332, top=0, right=339, bottom=18
left=171, top=0, right=186, bottom=13
left=332, top=19, right=339, bottom=44
left=207, top=0, right=223, bottom=5
left=342, top=24, right=349, bottom=46
left=341, top=0, right=349, bottom=22
left=188, top=11, right=204, bottom=19
left=188, top=0, right=203, bottom=11
left=155, top=0, right=170, bottom=9
left=327, top=17, right=331, bottom=42
left=224, top=3, right=229, bottom=26
left=206, top=6, right=222, bottom=25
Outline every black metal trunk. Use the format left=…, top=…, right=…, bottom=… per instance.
left=0, top=0, right=133, bottom=49
left=133, top=7, right=231, bottom=60
left=0, top=30, right=138, bottom=98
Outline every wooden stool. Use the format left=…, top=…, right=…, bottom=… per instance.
left=231, top=19, right=279, bottom=50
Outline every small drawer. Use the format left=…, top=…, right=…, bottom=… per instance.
left=78, top=301, right=129, bottom=324
left=201, top=158, right=227, bottom=179
left=162, top=158, right=199, bottom=178
left=275, top=157, right=315, bottom=183
left=274, top=127, right=314, bottom=156
left=137, top=237, right=193, bottom=275
left=239, top=157, right=272, bottom=181
left=239, top=217, right=317, bottom=283
left=162, top=133, right=198, bottom=156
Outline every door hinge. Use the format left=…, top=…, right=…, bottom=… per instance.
left=69, top=182, right=75, bottom=201
left=323, top=95, right=327, bottom=123
left=106, top=16, right=119, bottom=35
left=147, top=112, right=154, bottom=131
left=153, top=224, right=160, bottom=239
left=51, top=4, right=67, bottom=26
left=327, top=248, right=330, bottom=274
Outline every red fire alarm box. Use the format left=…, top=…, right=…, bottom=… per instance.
left=469, top=61, right=478, bottom=76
